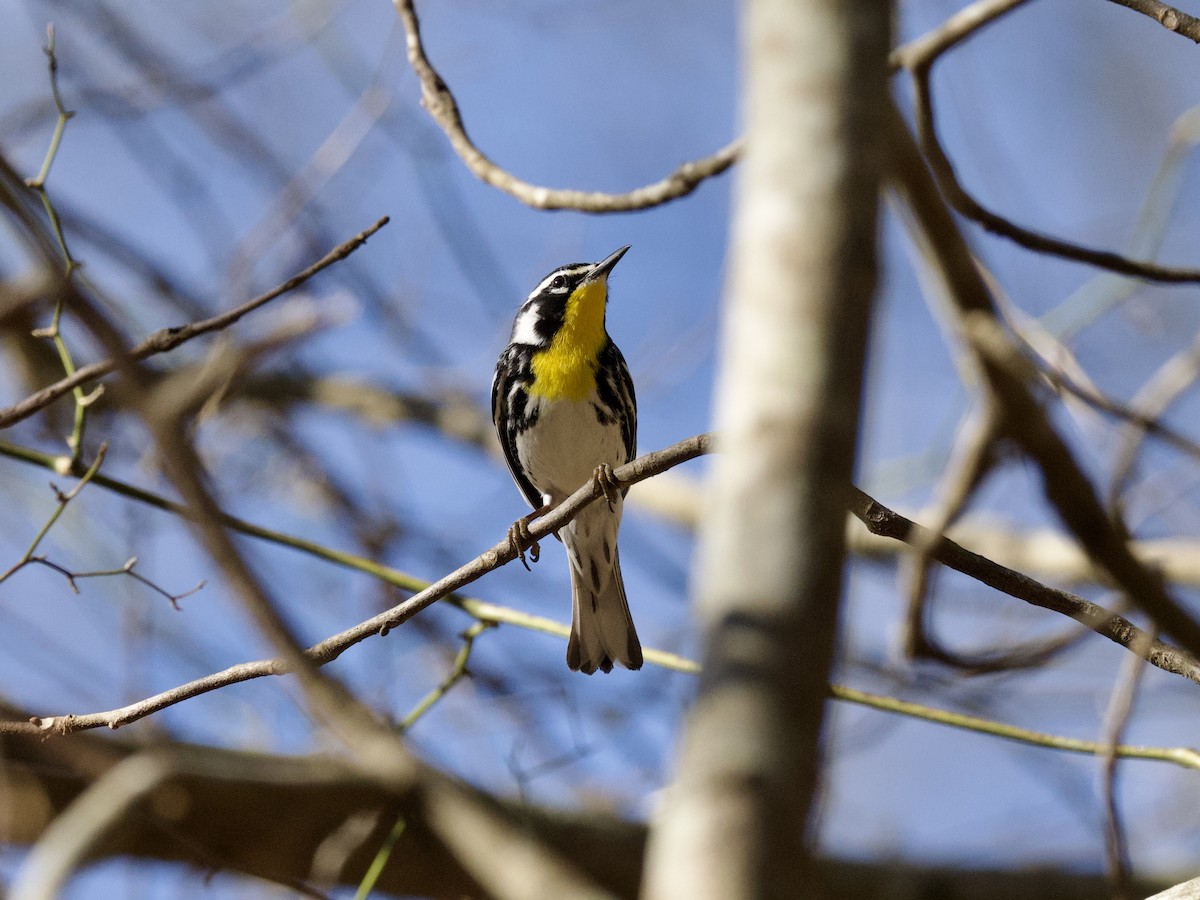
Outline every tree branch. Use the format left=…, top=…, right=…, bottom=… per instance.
left=8, top=421, right=1199, bottom=741
left=888, top=101, right=1200, bottom=659
left=0, top=697, right=1186, bottom=898
left=0, top=434, right=712, bottom=737
left=896, top=1, right=1200, bottom=284
left=848, top=487, right=1200, bottom=685
left=0, top=215, right=390, bottom=431
left=1106, top=0, right=1200, bottom=43
left=391, top=0, right=738, bottom=212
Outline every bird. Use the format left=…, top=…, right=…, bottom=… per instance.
left=491, top=245, right=643, bottom=674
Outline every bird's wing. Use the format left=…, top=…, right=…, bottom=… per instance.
left=492, top=346, right=544, bottom=510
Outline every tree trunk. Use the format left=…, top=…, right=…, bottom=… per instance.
left=642, top=1, right=891, bottom=897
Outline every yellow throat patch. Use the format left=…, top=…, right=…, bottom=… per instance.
left=529, top=280, right=608, bottom=402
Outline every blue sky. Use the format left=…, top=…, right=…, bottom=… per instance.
left=3, top=0, right=1200, bottom=893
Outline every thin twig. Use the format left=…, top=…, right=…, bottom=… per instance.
left=1105, top=0, right=1200, bottom=43
left=397, top=621, right=492, bottom=732
left=897, top=8, right=1200, bottom=284
left=1036, top=104, right=1200, bottom=338
left=23, top=24, right=91, bottom=464
left=392, top=0, right=738, bottom=212
left=353, top=815, right=407, bottom=900
left=16, top=556, right=203, bottom=609
left=0, top=444, right=199, bottom=607
left=1109, top=331, right=1200, bottom=506
left=830, top=684, right=1200, bottom=772
left=27, top=25, right=76, bottom=191
left=848, top=487, right=1200, bottom=685
left=0, top=442, right=106, bottom=584
left=1036, top=361, right=1200, bottom=467
left=0, top=216, right=390, bottom=431
left=888, top=102, right=1200, bottom=663
left=900, top=403, right=1000, bottom=662
left=1099, top=636, right=1152, bottom=900
left=889, top=0, right=1032, bottom=69
left=0, top=434, right=712, bottom=736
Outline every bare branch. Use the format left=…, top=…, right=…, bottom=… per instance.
left=896, top=6, right=1200, bottom=284
left=0, top=444, right=193, bottom=605
left=392, top=0, right=738, bottom=212
left=0, top=434, right=712, bottom=737
left=830, top=684, right=1200, bottom=771
left=1109, top=330, right=1200, bottom=504
left=0, top=442, right=106, bottom=585
left=396, top=620, right=493, bottom=732
left=11, top=753, right=177, bottom=900
left=889, top=0, right=1032, bottom=69
left=900, top=403, right=1001, bottom=664
left=848, top=487, right=1200, bottom=684
left=1035, top=361, right=1200, bottom=468
left=6, top=418, right=1198, bottom=742
left=1106, top=0, right=1200, bottom=43
left=888, top=103, right=1200, bottom=660
left=1099, top=638, right=1152, bottom=899
left=0, top=216, right=390, bottom=431
left=851, top=518, right=1200, bottom=590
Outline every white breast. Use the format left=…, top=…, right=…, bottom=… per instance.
left=515, top=394, right=627, bottom=504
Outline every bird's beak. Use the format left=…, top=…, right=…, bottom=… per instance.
left=585, top=245, right=630, bottom=284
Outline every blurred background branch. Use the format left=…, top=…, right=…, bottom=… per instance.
left=4, top=0, right=1200, bottom=896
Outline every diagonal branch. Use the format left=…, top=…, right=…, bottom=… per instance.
left=889, top=0, right=1032, bottom=69
left=848, top=487, right=1200, bottom=684
left=888, top=101, right=1200, bottom=659
left=44, top=239, right=617, bottom=900
left=0, top=434, right=712, bottom=737
left=1106, top=0, right=1200, bottom=43
left=7, top=421, right=1200, bottom=739
left=895, top=1, right=1200, bottom=284
left=0, top=215, right=389, bottom=431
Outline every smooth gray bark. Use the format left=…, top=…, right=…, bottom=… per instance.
left=642, top=1, right=891, bottom=897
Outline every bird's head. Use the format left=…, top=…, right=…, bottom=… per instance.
left=508, top=246, right=629, bottom=349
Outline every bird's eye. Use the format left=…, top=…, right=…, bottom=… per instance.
left=551, top=275, right=566, bottom=290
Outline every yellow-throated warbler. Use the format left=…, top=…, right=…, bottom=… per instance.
left=491, top=246, right=642, bottom=674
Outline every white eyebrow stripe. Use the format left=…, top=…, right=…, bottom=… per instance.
left=529, top=264, right=591, bottom=297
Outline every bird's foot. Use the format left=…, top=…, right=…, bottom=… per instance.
left=508, top=503, right=552, bottom=571
left=592, top=464, right=622, bottom=510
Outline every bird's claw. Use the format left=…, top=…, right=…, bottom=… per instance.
left=507, top=515, right=541, bottom=571
left=593, top=464, right=622, bottom=509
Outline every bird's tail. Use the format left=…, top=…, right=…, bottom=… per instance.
left=562, top=505, right=642, bottom=674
